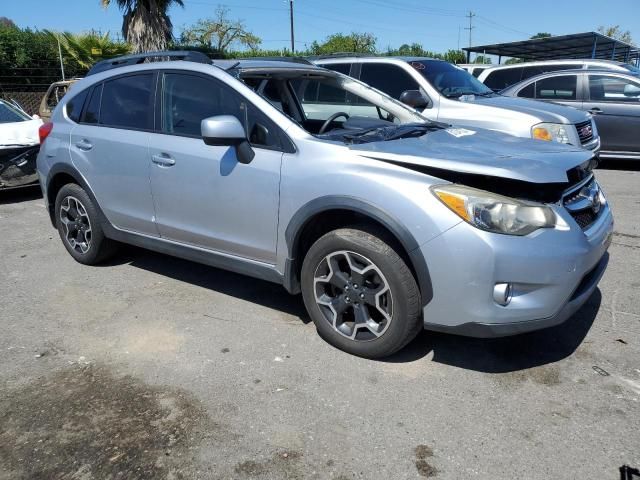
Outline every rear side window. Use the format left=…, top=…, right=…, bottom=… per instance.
left=360, top=63, right=420, bottom=99
left=483, top=67, right=523, bottom=90
left=100, top=74, right=154, bottom=130
left=535, top=75, right=578, bottom=100
left=66, top=89, right=89, bottom=123
left=82, top=84, right=102, bottom=125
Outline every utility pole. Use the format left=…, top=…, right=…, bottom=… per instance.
left=56, top=35, right=66, bottom=81
left=457, top=26, right=461, bottom=51
left=289, top=0, right=295, bottom=53
left=464, top=11, right=475, bottom=62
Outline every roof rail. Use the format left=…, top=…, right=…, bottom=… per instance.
left=86, top=50, right=211, bottom=76
left=241, top=56, right=313, bottom=65
left=308, top=52, right=378, bottom=60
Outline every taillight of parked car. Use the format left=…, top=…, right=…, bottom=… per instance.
left=39, top=122, right=53, bottom=144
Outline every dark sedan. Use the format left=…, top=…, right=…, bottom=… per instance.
left=501, top=69, right=640, bottom=161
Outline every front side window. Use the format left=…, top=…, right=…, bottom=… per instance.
left=535, top=75, right=578, bottom=100
left=161, top=73, right=281, bottom=149
left=100, top=74, right=154, bottom=130
left=589, top=74, right=640, bottom=102
left=360, top=63, right=420, bottom=99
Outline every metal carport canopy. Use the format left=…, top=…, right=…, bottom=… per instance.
left=464, top=32, right=640, bottom=65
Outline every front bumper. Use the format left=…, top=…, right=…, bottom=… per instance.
left=0, top=145, right=39, bottom=189
left=420, top=201, right=613, bottom=337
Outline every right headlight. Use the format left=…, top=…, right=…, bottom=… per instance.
left=531, top=122, right=579, bottom=145
left=431, top=184, right=557, bottom=236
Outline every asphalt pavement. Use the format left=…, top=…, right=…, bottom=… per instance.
left=0, top=164, right=638, bottom=479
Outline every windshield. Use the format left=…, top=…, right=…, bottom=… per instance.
left=408, top=60, right=495, bottom=98
left=241, top=70, right=429, bottom=142
left=0, top=100, right=31, bottom=124
left=623, top=63, right=640, bottom=75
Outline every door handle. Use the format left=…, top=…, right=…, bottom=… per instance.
left=152, top=153, right=176, bottom=167
left=75, top=139, right=93, bottom=151
left=588, top=107, right=602, bottom=115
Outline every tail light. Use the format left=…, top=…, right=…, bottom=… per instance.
left=39, top=122, right=53, bottom=144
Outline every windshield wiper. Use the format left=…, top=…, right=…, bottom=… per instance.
left=342, top=123, right=445, bottom=144
left=444, top=91, right=494, bottom=98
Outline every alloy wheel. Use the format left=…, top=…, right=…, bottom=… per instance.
left=313, top=250, right=393, bottom=341
left=59, top=196, right=92, bottom=254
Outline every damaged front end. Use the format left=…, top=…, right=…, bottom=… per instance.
left=0, top=145, right=40, bottom=189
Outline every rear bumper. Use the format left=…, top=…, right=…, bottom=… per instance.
left=419, top=202, right=613, bottom=337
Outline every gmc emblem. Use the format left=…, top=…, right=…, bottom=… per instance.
left=580, top=124, right=593, bottom=138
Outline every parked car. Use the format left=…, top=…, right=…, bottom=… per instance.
left=501, top=69, right=640, bottom=160
left=314, top=56, right=600, bottom=153
left=39, top=79, right=80, bottom=121
left=477, top=59, right=640, bottom=92
left=456, top=63, right=492, bottom=77
left=37, top=52, right=612, bottom=358
left=0, top=99, right=42, bottom=189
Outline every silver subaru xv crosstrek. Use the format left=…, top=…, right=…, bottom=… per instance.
left=37, top=52, right=613, bottom=359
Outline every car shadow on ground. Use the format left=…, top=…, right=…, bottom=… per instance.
left=384, top=289, right=601, bottom=373
left=119, top=246, right=600, bottom=373
left=122, top=246, right=310, bottom=321
left=0, top=185, right=42, bottom=204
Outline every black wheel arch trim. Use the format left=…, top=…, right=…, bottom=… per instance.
left=45, top=163, right=109, bottom=230
left=283, top=196, right=433, bottom=306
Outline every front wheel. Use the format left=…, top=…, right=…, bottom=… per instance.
left=301, top=227, right=422, bottom=358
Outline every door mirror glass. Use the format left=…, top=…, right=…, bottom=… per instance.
left=399, top=90, right=431, bottom=109
left=201, top=115, right=254, bottom=164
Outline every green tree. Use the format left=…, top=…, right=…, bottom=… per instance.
left=473, top=55, right=492, bottom=64
left=597, top=25, right=633, bottom=44
left=310, top=32, right=376, bottom=55
left=180, top=7, right=261, bottom=55
left=442, top=49, right=466, bottom=64
left=45, top=30, right=130, bottom=69
left=504, top=57, right=524, bottom=64
left=0, top=17, right=16, bottom=28
left=530, top=32, right=552, bottom=39
left=100, top=0, right=184, bottom=53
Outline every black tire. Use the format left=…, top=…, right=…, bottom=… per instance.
left=54, top=183, right=117, bottom=265
left=301, top=227, right=422, bottom=359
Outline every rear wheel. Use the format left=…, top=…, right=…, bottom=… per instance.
left=55, top=184, right=116, bottom=265
left=301, top=227, right=422, bottom=358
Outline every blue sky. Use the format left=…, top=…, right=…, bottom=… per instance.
left=5, top=0, right=640, bottom=56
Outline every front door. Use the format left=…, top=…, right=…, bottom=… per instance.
left=584, top=73, right=640, bottom=154
left=148, top=71, right=284, bottom=264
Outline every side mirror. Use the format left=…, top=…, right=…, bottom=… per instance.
left=201, top=115, right=254, bottom=164
left=399, top=90, right=431, bottom=109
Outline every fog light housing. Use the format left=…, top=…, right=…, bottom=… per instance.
left=493, top=283, right=513, bottom=306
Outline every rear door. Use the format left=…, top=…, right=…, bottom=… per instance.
left=147, top=71, right=284, bottom=263
left=584, top=73, right=640, bottom=153
left=68, top=73, right=158, bottom=236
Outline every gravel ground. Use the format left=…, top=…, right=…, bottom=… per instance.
left=0, top=165, right=639, bottom=480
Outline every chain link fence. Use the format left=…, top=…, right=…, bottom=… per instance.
left=0, top=91, right=46, bottom=116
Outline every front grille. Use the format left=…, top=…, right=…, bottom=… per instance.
left=562, top=175, right=603, bottom=231
left=576, top=120, right=594, bottom=145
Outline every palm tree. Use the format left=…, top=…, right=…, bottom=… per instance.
left=100, top=0, right=184, bottom=53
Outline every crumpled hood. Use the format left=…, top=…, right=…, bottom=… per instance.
left=0, top=118, right=42, bottom=148
left=469, top=95, right=589, bottom=124
left=349, top=126, right=593, bottom=184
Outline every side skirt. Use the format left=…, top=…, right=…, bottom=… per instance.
left=103, top=223, right=285, bottom=287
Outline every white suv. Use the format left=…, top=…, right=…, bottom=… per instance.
left=315, top=56, right=600, bottom=152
